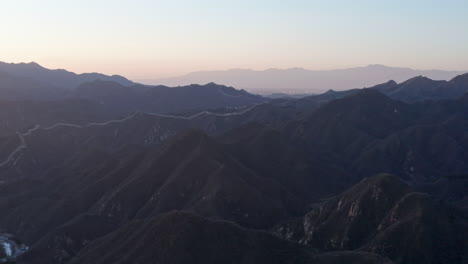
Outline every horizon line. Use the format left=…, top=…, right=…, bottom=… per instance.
left=1, top=60, right=468, bottom=81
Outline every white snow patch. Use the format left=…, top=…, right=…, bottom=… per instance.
left=2, top=242, right=12, bottom=257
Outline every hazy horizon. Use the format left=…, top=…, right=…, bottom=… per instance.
left=2, top=0, right=468, bottom=80
left=2, top=60, right=466, bottom=94
left=2, top=61, right=467, bottom=81
left=1, top=2, right=468, bottom=263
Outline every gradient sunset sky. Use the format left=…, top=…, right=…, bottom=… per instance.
left=2, top=0, right=467, bottom=79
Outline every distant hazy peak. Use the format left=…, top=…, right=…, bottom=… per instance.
left=148, top=65, right=466, bottom=94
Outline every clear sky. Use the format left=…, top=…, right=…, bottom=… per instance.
left=1, top=0, right=467, bottom=79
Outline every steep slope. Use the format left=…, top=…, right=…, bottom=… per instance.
left=274, top=174, right=468, bottom=264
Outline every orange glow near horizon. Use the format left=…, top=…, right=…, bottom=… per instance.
left=2, top=0, right=468, bottom=80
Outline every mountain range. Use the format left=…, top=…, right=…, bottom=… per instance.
left=0, top=63, right=467, bottom=264
left=147, top=64, right=467, bottom=94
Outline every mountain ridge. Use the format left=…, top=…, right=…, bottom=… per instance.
left=0, top=61, right=134, bottom=89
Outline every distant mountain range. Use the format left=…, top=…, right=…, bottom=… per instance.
left=148, top=65, right=467, bottom=94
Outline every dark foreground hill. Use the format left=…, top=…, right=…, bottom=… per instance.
left=274, top=174, right=468, bottom=264
left=66, top=211, right=392, bottom=264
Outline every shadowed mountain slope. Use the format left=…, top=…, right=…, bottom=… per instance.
left=274, top=174, right=468, bottom=264
left=64, top=211, right=392, bottom=264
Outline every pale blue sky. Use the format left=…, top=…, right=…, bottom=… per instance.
left=1, top=0, right=467, bottom=78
